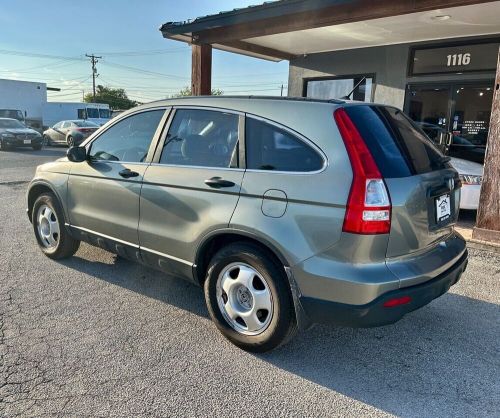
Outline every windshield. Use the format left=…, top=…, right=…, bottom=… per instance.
left=86, top=108, right=99, bottom=118
left=74, top=120, right=98, bottom=127
left=0, top=110, right=23, bottom=120
left=0, top=119, right=25, bottom=129
left=99, top=109, right=110, bottom=118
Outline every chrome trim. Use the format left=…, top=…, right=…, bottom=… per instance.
left=67, top=224, right=140, bottom=248
left=148, top=163, right=244, bottom=172
left=86, top=160, right=151, bottom=166
left=66, top=223, right=194, bottom=266
left=140, top=246, right=193, bottom=266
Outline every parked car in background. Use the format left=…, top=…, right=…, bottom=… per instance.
left=417, top=122, right=485, bottom=164
left=43, top=102, right=111, bottom=129
left=27, top=97, right=467, bottom=352
left=43, top=120, right=99, bottom=147
left=450, top=157, right=483, bottom=210
left=0, top=117, right=43, bottom=150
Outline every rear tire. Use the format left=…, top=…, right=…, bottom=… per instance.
left=204, top=242, right=297, bottom=352
left=67, top=136, right=74, bottom=147
left=32, top=193, right=80, bottom=259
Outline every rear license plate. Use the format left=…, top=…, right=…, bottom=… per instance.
left=435, top=194, right=451, bottom=222
left=23, top=139, right=31, bottom=144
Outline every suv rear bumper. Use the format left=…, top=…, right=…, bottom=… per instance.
left=299, top=250, right=468, bottom=327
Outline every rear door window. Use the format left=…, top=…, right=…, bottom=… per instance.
left=160, top=109, right=239, bottom=168
left=245, top=117, right=323, bottom=172
left=345, top=105, right=449, bottom=177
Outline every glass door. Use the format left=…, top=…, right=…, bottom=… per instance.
left=405, top=82, right=494, bottom=164
left=449, top=84, right=492, bottom=164
left=405, top=85, right=452, bottom=153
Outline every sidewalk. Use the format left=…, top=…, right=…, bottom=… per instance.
left=455, top=210, right=500, bottom=253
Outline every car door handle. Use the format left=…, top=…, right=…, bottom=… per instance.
left=119, top=169, right=139, bottom=178
left=204, top=177, right=235, bottom=188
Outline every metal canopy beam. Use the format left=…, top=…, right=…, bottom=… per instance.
left=193, top=0, right=497, bottom=47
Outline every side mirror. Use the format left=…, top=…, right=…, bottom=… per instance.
left=67, top=146, right=87, bottom=163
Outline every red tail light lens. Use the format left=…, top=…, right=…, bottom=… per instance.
left=383, top=296, right=412, bottom=308
left=334, top=108, right=391, bottom=234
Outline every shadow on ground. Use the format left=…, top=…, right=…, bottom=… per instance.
left=59, top=249, right=499, bottom=417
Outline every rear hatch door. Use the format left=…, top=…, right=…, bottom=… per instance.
left=345, top=105, right=462, bottom=281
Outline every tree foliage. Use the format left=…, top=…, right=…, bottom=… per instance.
left=171, top=86, right=223, bottom=97
left=84, top=85, right=138, bottom=110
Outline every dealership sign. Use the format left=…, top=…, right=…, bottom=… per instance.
left=410, top=42, right=499, bottom=75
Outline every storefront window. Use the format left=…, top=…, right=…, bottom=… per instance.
left=305, top=76, right=373, bottom=102
left=405, top=82, right=493, bottom=165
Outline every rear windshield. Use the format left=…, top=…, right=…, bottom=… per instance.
left=345, top=105, right=449, bottom=177
left=74, top=121, right=98, bottom=127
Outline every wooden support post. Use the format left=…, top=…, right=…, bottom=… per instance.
left=191, top=44, right=212, bottom=96
left=473, top=47, right=500, bottom=243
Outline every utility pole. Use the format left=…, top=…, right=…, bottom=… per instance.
left=85, top=53, right=102, bottom=102
left=280, top=84, right=284, bottom=96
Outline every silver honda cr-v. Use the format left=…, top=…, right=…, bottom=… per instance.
left=27, top=97, right=468, bottom=352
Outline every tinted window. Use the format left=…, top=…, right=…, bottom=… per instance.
left=160, top=109, right=239, bottom=168
left=87, top=108, right=99, bottom=118
left=74, top=120, right=98, bottom=127
left=245, top=118, right=323, bottom=172
left=99, top=109, right=110, bottom=118
left=89, top=110, right=164, bottom=162
left=345, top=106, right=449, bottom=177
left=0, top=119, right=24, bottom=128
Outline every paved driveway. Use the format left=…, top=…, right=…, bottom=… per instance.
left=1, top=147, right=499, bottom=417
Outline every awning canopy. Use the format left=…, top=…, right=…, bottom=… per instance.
left=161, top=0, right=500, bottom=61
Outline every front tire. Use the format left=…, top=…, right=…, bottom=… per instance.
left=32, top=193, right=80, bottom=259
left=204, top=242, right=297, bottom=352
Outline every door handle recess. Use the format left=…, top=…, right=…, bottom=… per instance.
left=119, top=169, right=139, bottom=178
left=204, top=177, right=235, bottom=188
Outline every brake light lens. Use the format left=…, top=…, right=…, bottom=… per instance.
left=334, top=108, right=391, bottom=234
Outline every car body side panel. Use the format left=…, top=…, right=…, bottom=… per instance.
left=138, top=165, right=244, bottom=281
left=291, top=233, right=397, bottom=305
left=67, top=161, right=147, bottom=245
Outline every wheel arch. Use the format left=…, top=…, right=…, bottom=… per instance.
left=193, top=229, right=290, bottom=286
left=27, top=181, right=64, bottom=223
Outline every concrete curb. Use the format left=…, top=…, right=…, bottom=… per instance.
left=455, top=226, right=500, bottom=254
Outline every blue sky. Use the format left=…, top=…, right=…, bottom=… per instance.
left=0, top=0, right=289, bottom=102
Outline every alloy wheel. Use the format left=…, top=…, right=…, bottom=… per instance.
left=36, top=204, right=60, bottom=249
left=216, top=262, right=273, bottom=335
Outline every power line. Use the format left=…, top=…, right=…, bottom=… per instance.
left=86, top=54, right=102, bottom=101
left=0, top=49, right=84, bottom=61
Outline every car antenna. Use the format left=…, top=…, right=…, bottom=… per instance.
left=339, top=76, right=366, bottom=100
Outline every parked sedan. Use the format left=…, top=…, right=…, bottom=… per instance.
left=43, top=120, right=99, bottom=147
left=450, top=157, right=483, bottom=210
left=0, top=117, right=43, bottom=151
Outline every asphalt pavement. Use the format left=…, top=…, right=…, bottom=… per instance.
left=1, top=147, right=499, bottom=417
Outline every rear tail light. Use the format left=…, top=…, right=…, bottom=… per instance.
left=334, top=108, right=391, bottom=234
